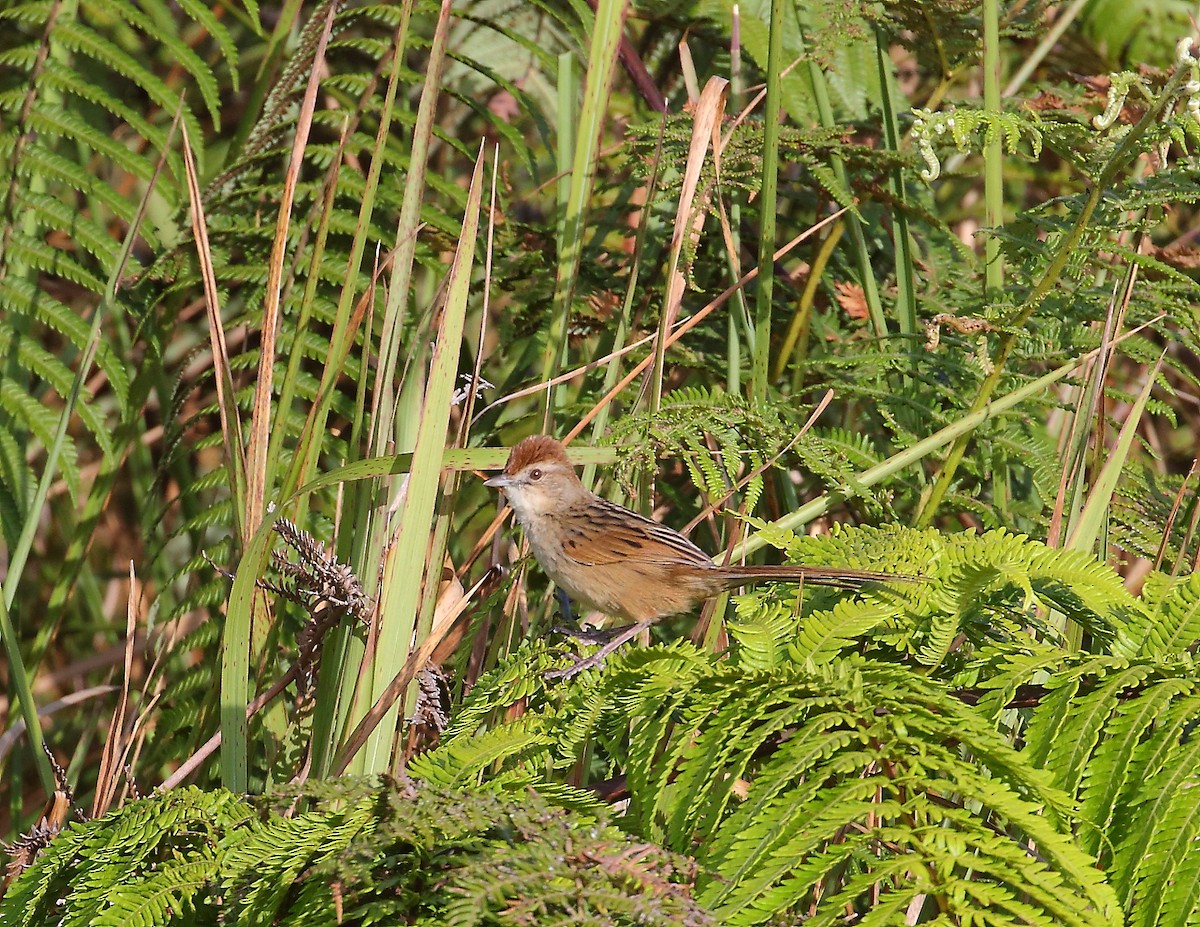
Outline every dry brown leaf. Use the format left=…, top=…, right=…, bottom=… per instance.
left=1153, top=242, right=1200, bottom=269
left=835, top=280, right=869, bottom=320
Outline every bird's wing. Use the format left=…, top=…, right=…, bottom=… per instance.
left=558, top=498, right=712, bottom=568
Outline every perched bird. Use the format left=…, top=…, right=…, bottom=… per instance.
left=485, top=434, right=904, bottom=677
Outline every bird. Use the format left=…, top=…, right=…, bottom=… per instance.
left=485, top=434, right=907, bottom=678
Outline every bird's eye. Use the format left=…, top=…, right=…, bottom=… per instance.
left=529, top=468, right=542, bottom=481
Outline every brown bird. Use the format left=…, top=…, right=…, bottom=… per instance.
left=485, top=435, right=905, bottom=677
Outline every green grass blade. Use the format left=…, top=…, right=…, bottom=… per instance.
left=219, top=510, right=283, bottom=791
left=1067, top=354, right=1163, bottom=555
left=354, top=149, right=488, bottom=774
left=875, top=27, right=915, bottom=340
left=750, top=0, right=785, bottom=403
left=540, top=0, right=629, bottom=409
left=982, top=0, right=1004, bottom=297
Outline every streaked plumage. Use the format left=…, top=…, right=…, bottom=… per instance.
left=486, top=434, right=901, bottom=625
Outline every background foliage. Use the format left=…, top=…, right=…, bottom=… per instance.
left=2, top=0, right=1200, bottom=922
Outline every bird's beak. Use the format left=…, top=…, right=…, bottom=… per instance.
left=484, top=473, right=511, bottom=489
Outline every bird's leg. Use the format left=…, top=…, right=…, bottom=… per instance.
left=549, top=589, right=625, bottom=643
left=550, top=617, right=627, bottom=645
left=544, top=619, right=654, bottom=681
left=551, top=625, right=625, bottom=644
left=555, top=587, right=574, bottom=623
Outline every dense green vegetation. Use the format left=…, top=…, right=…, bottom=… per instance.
left=2, top=0, right=1200, bottom=922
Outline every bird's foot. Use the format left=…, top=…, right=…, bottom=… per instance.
left=543, top=648, right=609, bottom=681
left=549, top=624, right=625, bottom=645
left=542, top=619, right=653, bottom=682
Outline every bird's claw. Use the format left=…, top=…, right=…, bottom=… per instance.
left=543, top=651, right=607, bottom=681
left=550, top=624, right=623, bottom=645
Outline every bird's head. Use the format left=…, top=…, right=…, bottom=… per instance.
left=484, top=435, right=587, bottom=519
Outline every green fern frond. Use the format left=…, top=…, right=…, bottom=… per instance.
left=1109, top=693, right=1200, bottom=906
left=1039, top=662, right=1157, bottom=798
left=726, top=592, right=801, bottom=670
left=695, top=660, right=1114, bottom=925
left=419, top=634, right=1120, bottom=926
left=1125, top=776, right=1200, bottom=927
left=1117, top=569, right=1200, bottom=658
left=969, top=644, right=1079, bottom=721
left=789, top=592, right=900, bottom=663
left=220, top=799, right=376, bottom=925
left=93, top=857, right=222, bottom=926
left=1076, top=674, right=1195, bottom=858
left=0, top=787, right=254, bottom=926
left=407, top=715, right=559, bottom=788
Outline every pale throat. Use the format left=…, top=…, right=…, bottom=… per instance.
left=504, top=479, right=592, bottom=582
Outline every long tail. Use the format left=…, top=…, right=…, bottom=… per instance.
left=712, top=564, right=913, bottom=590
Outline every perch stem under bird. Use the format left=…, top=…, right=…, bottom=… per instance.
left=486, top=434, right=912, bottom=679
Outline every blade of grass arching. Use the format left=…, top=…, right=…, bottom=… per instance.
left=650, top=76, right=728, bottom=414
left=875, top=28, right=916, bottom=340
left=916, top=62, right=1191, bottom=525
left=730, top=323, right=1163, bottom=561
left=353, top=150, right=487, bottom=775
left=981, top=0, right=1004, bottom=297
left=750, top=0, right=786, bottom=404
left=540, top=0, right=629, bottom=414
left=182, top=120, right=247, bottom=534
